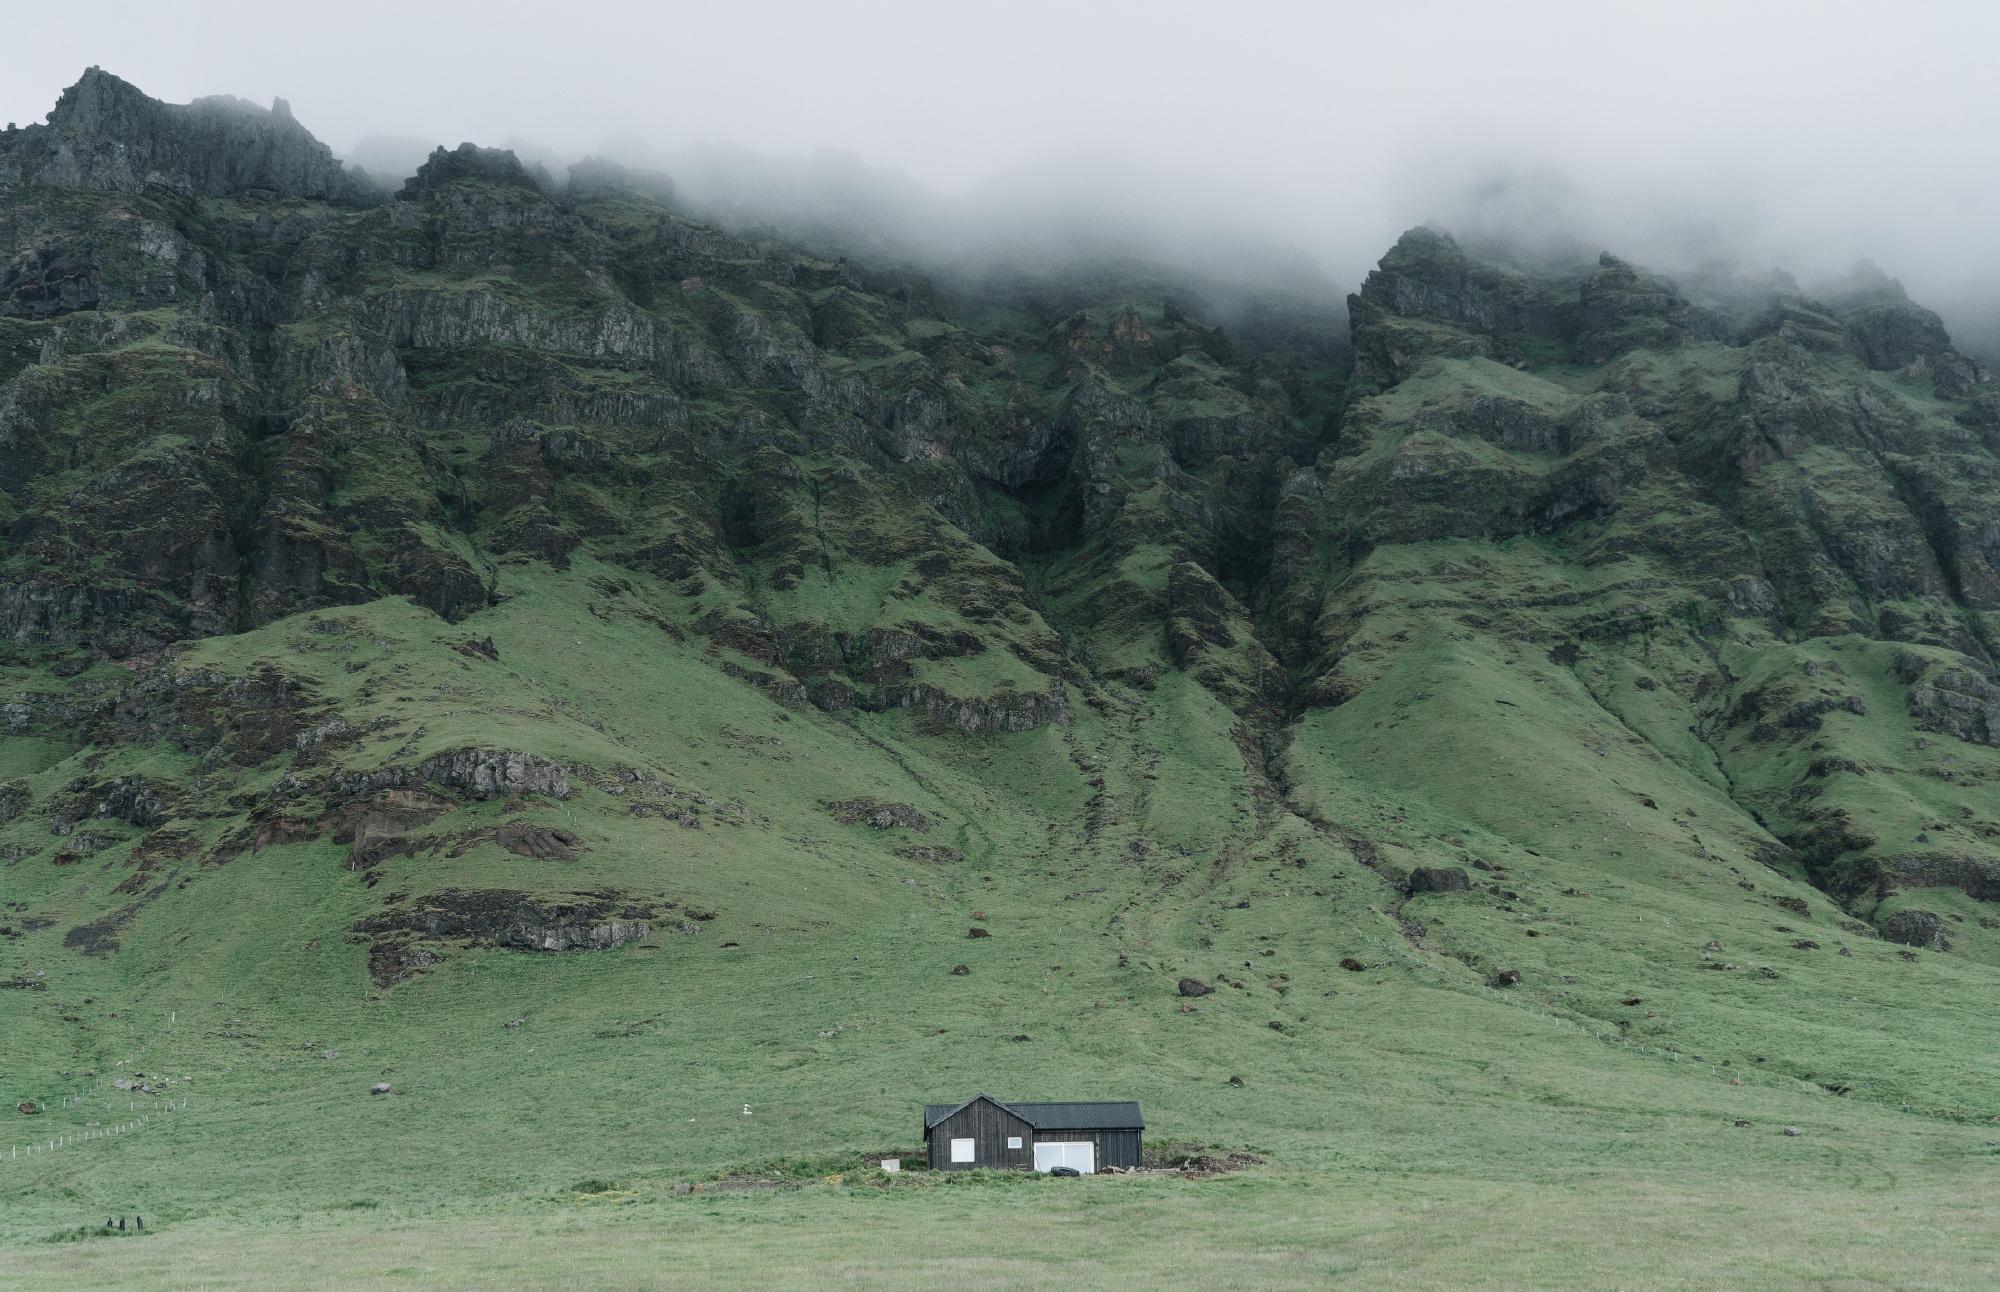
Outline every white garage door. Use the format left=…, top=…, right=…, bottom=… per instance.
left=1033, top=1141, right=1096, bottom=1173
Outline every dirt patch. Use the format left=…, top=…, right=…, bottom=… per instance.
left=486, top=820, right=584, bottom=860
left=1144, top=1146, right=1266, bottom=1178
left=114, top=829, right=198, bottom=894
left=62, top=878, right=172, bottom=956
left=328, top=790, right=456, bottom=871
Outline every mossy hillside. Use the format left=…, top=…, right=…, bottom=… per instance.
left=5, top=75, right=2000, bottom=1273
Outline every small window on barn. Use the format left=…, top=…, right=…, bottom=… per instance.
left=1007, top=1136, right=1022, bottom=1149
left=950, top=1137, right=975, bottom=1163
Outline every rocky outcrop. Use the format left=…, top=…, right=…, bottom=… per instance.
left=866, top=683, right=1067, bottom=733
left=0, top=779, right=29, bottom=824
left=365, top=889, right=654, bottom=951
left=1408, top=867, right=1471, bottom=894
left=1574, top=253, right=1700, bottom=363
left=1881, top=853, right=2000, bottom=903
left=1354, top=227, right=1570, bottom=344
left=105, top=665, right=314, bottom=765
left=822, top=799, right=930, bottom=831
left=352, top=889, right=675, bottom=984
left=419, top=749, right=571, bottom=799
left=326, top=789, right=455, bottom=871
left=0, top=68, right=355, bottom=201
left=335, top=749, right=571, bottom=801
left=397, top=143, right=548, bottom=199
left=1879, top=909, right=1945, bottom=948
left=89, top=776, right=169, bottom=828
left=1904, top=662, right=2000, bottom=746
left=1844, top=301, right=1953, bottom=371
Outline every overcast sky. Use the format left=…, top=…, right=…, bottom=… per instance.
left=9, top=0, right=2000, bottom=320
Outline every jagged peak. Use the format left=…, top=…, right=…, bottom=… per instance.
left=1376, top=224, right=1466, bottom=270
left=398, top=142, right=551, bottom=199
left=0, top=67, right=355, bottom=202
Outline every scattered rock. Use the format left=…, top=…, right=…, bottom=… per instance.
left=352, top=889, right=667, bottom=985
left=896, top=844, right=962, bottom=864
left=1177, top=977, right=1212, bottom=997
left=1881, top=909, right=1945, bottom=948
left=966, top=927, right=991, bottom=939
left=1227, top=1075, right=1244, bottom=1087
left=17, top=1101, right=38, bottom=1115
left=370, top=1082, right=392, bottom=1096
left=1493, top=969, right=1521, bottom=986
left=1339, top=957, right=1367, bottom=972
left=822, top=799, right=930, bottom=831
left=494, top=820, right=583, bottom=860
left=951, top=963, right=970, bottom=976
left=1407, top=866, right=1470, bottom=894
left=1782, top=1125, right=1802, bottom=1137
left=417, top=749, right=570, bottom=800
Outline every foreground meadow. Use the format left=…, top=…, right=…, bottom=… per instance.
left=11, top=1164, right=1998, bottom=1290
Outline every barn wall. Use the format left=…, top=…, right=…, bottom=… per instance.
left=1096, top=1129, right=1143, bottom=1168
left=1021, top=1128, right=1142, bottom=1169
left=927, top=1099, right=1034, bottom=1171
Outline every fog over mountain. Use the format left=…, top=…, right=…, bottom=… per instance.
left=13, top=6, right=2000, bottom=1279
left=8, top=1, right=1998, bottom=352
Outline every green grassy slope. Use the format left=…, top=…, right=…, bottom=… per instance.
left=3, top=72, right=1999, bottom=1286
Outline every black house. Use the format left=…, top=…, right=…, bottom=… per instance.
left=923, top=1094, right=1144, bottom=1173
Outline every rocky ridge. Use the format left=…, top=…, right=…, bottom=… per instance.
left=1, top=69, right=1998, bottom=992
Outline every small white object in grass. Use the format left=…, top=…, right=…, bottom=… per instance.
left=743, top=1104, right=752, bottom=1117
left=880, top=1158, right=900, bottom=1172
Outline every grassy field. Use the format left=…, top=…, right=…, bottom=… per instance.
left=11, top=1165, right=1999, bottom=1290
left=4, top=558, right=1999, bottom=1286
left=5, top=145, right=2000, bottom=1288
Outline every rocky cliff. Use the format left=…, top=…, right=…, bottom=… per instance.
left=3, top=68, right=1999, bottom=1000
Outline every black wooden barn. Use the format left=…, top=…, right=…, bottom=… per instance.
left=923, top=1094, right=1144, bottom=1173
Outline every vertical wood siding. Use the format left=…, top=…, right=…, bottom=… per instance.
left=925, top=1097, right=1035, bottom=1170
left=925, top=1101, right=1144, bottom=1170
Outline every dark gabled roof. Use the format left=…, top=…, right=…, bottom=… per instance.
left=924, top=1093, right=1016, bottom=1129
left=924, top=1094, right=1144, bottom=1130
left=1004, top=1101, right=1145, bottom=1130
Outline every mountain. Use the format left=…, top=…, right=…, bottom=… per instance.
left=3, top=71, right=1998, bottom=1271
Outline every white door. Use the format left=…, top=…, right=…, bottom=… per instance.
left=1033, top=1141, right=1096, bottom=1173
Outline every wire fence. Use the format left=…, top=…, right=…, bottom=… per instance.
left=5, top=1099, right=190, bottom=1163
left=6, top=1007, right=192, bottom=1165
